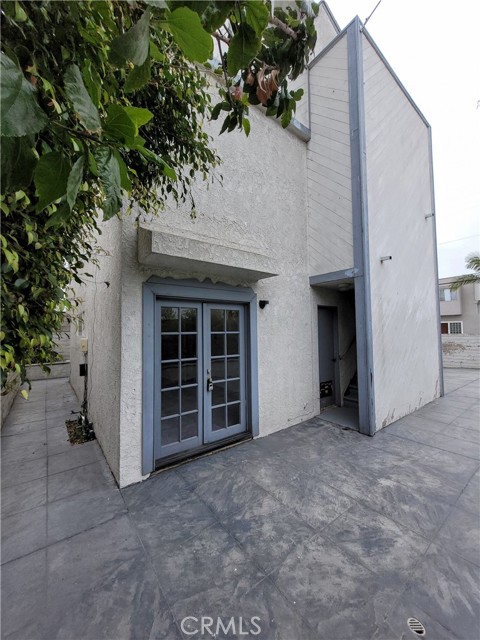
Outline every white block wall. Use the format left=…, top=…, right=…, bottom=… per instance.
left=442, top=336, right=480, bottom=369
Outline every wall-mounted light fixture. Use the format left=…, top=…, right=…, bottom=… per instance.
left=380, top=256, right=392, bottom=263
left=259, top=300, right=269, bottom=309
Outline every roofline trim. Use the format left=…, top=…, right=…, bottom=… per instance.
left=318, top=1, right=341, bottom=34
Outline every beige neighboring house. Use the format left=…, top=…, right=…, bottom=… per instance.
left=439, top=276, right=480, bottom=368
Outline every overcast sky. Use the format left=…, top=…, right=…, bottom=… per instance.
left=327, top=0, right=480, bottom=278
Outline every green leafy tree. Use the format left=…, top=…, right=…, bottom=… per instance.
left=450, top=253, right=480, bottom=291
left=1, top=0, right=319, bottom=387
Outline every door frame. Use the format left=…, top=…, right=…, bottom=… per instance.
left=142, top=277, right=259, bottom=475
left=317, top=305, right=341, bottom=408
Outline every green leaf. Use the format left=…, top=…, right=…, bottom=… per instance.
left=123, top=106, right=154, bottom=129
left=66, top=156, right=85, bottom=209
left=110, top=8, right=150, bottom=66
left=81, top=60, right=102, bottom=107
left=113, top=150, right=132, bottom=192
left=136, top=146, right=176, bottom=180
left=34, top=152, right=71, bottom=211
left=94, top=147, right=123, bottom=220
left=1, top=136, right=37, bottom=192
left=103, top=104, right=136, bottom=144
left=124, top=57, right=151, bottom=93
left=227, top=24, right=261, bottom=76
left=245, top=1, right=269, bottom=36
left=45, top=203, right=71, bottom=230
left=201, top=1, right=235, bottom=32
left=144, top=0, right=168, bottom=7
left=163, top=7, right=213, bottom=63
left=242, top=117, right=251, bottom=137
left=0, top=52, right=48, bottom=137
left=64, top=64, right=101, bottom=132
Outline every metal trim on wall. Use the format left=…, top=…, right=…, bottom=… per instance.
left=142, top=277, right=259, bottom=475
left=347, top=18, right=376, bottom=436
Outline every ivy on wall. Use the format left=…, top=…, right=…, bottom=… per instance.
left=0, top=0, right=319, bottom=387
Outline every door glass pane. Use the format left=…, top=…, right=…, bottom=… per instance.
left=211, top=309, right=225, bottom=331
left=211, top=334, right=225, bottom=356
left=162, top=362, right=179, bottom=388
left=182, top=412, right=198, bottom=440
left=181, top=308, right=197, bottom=332
left=161, top=307, right=179, bottom=332
left=227, top=379, right=240, bottom=403
left=162, top=389, right=179, bottom=417
left=162, top=417, right=180, bottom=444
left=211, top=358, right=225, bottom=380
left=212, top=406, right=226, bottom=431
left=227, top=357, right=239, bottom=379
left=181, top=334, right=197, bottom=358
left=182, top=386, right=197, bottom=413
left=162, top=334, right=178, bottom=361
left=181, top=361, right=197, bottom=385
left=228, top=403, right=240, bottom=427
left=227, top=333, right=239, bottom=355
left=226, top=310, right=239, bottom=331
left=212, top=381, right=226, bottom=407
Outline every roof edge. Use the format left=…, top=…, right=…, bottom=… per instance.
left=318, top=1, right=341, bottom=34
left=308, top=17, right=355, bottom=70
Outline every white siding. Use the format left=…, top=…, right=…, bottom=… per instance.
left=307, top=33, right=354, bottom=276
left=290, top=3, right=339, bottom=127
left=362, top=36, right=441, bottom=429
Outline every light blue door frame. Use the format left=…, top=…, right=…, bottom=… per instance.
left=143, top=277, right=259, bottom=475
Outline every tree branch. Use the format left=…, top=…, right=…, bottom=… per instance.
left=268, top=15, right=298, bottom=40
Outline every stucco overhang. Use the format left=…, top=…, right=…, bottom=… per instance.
left=138, top=225, right=278, bottom=281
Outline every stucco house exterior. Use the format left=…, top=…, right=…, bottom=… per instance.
left=70, top=4, right=443, bottom=487
left=439, top=276, right=480, bottom=368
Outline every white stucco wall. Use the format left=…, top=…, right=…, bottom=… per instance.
left=117, top=102, right=316, bottom=487
left=362, top=36, right=442, bottom=429
left=70, top=218, right=122, bottom=481
left=307, top=33, right=354, bottom=276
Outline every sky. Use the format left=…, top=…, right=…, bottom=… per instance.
left=326, top=0, right=480, bottom=278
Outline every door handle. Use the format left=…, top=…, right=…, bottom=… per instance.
left=206, top=369, right=213, bottom=392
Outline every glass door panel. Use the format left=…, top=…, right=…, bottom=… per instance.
left=204, top=303, right=246, bottom=443
left=154, top=301, right=202, bottom=461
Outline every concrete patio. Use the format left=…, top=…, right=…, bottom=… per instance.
left=1, top=369, right=479, bottom=639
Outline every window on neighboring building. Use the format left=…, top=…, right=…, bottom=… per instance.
left=439, top=287, right=458, bottom=302
left=76, top=312, right=85, bottom=337
left=441, top=321, right=463, bottom=334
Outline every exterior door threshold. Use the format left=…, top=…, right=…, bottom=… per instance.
left=152, top=433, right=252, bottom=473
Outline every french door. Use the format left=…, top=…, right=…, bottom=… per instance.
left=154, top=300, right=247, bottom=462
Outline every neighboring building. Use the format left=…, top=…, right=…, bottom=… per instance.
left=70, top=4, right=443, bottom=487
left=439, top=276, right=480, bottom=368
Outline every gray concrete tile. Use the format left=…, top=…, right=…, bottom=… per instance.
left=435, top=506, right=480, bottom=567
left=1, top=548, right=48, bottom=640
left=399, top=543, right=480, bottom=640
left=45, top=516, right=179, bottom=640
left=217, top=491, right=316, bottom=573
left=1, top=505, right=47, bottom=564
left=193, top=467, right=275, bottom=519
left=323, top=503, right=430, bottom=586
left=1, top=418, right=46, bottom=436
left=243, top=455, right=354, bottom=529
left=270, top=532, right=400, bottom=639
left=47, top=440, right=101, bottom=474
left=149, top=524, right=266, bottom=614
left=174, top=574, right=315, bottom=640
left=0, top=430, right=47, bottom=463
left=1, top=476, right=47, bottom=517
left=47, top=486, right=127, bottom=544
left=131, top=490, right=218, bottom=558
left=384, top=422, right=480, bottom=460
left=174, top=452, right=231, bottom=488
left=456, top=470, right=480, bottom=515
left=121, top=468, right=189, bottom=511
left=1, top=456, right=47, bottom=488
left=48, top=460, right=116, bottom=502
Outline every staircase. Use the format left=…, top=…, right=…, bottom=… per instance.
left=343, top=373, right=358, bottom=408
